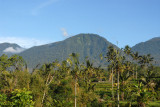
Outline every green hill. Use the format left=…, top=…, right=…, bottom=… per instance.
left=132, top=37, right=160, bottom=65
left=19, top=34, right=117, bottom=68
left=2, top=35, right=160, bottom=68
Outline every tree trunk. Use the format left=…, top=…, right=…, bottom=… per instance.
left=136, top=66, right=137, bottom=80
left=121, top=81, right=124, bottom=101
left=42, top=73, right=54, bottom=106
left=129, top=102, right=131, bottom=107
left=41, top=90, right=46, bottom=106
left=112, top=68, right=114, bottom=100
left=121, top=91, right=124, bottom=101
left=117, top=70, right=120, bottom=107
left=75, top=79, right=77, bottom=107
left=133, top=68, right=135, bottom=78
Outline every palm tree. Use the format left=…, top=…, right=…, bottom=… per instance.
left=131, top=51, right=140, bottom=79
left=140, top=64, right=156, bottom=92
left=139, top=54, right=154, bottom=81
left=123, top=45, right=132, bottom=56
left=120, top=60, right=133, bottom=101
left=139, top=54, right=153, bottom=69
left=69, top=53, right=80, bottom=107
left=115, top=51, right=121, bottom=107
left=84, top=59, right=95, bottom=92
left=106, top=46, right=117, bottom=100
left=106, top=46, right=123, bottom=107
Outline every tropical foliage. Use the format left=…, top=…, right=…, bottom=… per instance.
left=0, top=45, right=160, bottom=107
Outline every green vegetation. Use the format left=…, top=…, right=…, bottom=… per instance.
left=1, top=34, right=160, bottom=68
left=19, top=34, right=117, bottom=68
left=132, top=37, right=160, bottom=65
left=18, top=34, right=160, bottom=69
left=0, top=44, right=160, bottom=107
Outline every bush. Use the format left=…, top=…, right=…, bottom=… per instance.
left=0, top=88, right=34, bottom=107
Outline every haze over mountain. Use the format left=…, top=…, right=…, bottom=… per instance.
left=0, top=43, right=25, bottom=56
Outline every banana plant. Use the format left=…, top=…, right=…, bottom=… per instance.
left=125, top=81, right=153, bottom=107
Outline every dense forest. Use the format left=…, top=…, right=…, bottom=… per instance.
left=0, top=45, right=160, bottom=107
left=19, top=34, right=115, bottom=68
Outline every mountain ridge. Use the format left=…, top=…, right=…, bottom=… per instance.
left=0, top=43, right=24, bottom=56
left=132, top=37, right=160, bottom=65
left=19, top=33, right=117, bottom=68
left=1, top=34, right=160, bottom=67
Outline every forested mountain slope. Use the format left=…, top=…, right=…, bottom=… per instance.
left=19, top=34, right=117, bottom=68
left=132, top=37, right=160, bottom=65
left=2, top=35, right=160, bottom=67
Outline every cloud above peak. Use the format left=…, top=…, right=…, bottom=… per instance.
left=61, top=28, right=69, bottom=37
left=3, top=47, right=25, bottom=53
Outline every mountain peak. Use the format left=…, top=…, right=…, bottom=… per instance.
left=0, top=42, right=20, bottom=47
left=0, top=43, right=24, bottom=56
left=68, top=33, right=107, bottom=40
left=148, top=37, right=160, bottom=42
left=19, top=33, right=115, bottom=68
left=132, top=36, right=160, bottom=65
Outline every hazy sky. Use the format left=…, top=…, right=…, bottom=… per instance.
left=0, top=0, right=160, bottom=48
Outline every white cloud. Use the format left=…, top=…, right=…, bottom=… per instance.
left=0, top=37, right=51, bottom=48
left=61, top=28, right=69, bottom=37
left=3, top=47, right=25, bottom=53
left=32, top=0, right=58, bottom=15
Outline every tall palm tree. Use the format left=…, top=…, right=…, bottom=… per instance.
left=69, top=53, right=80, bottom=107
left=115, top=50, right=121, bottom=107
left=131, top=51, right=140, bottom=79
left=120, top=60, right=133, bottom=101
left=84, top=59, right=95, bottom=91
left=106, top=46, right=117, bottom=100
left=123, top=45, right=137, bottom=78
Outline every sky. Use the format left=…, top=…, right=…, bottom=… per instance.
left=0, top=0, right=160, bottom=48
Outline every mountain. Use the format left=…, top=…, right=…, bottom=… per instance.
left=132, top=37, right=160, bottom=65
left=19, top=34, right=117, bottom=68
left=0, top=43, right=25, bottom=56
left=2, top=35, right=160, bottom=68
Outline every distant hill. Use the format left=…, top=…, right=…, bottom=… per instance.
left=2, top=35, right=160, bottom=68
left=19, top=34, right=117, bottom=68
left=0, top=43, right=24, bottom=56
left=132, top=37, right=160, bottom=65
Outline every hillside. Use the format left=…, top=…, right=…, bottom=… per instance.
left=1, top=36, right=160, bottom=67
left=0, top=43, right=24, bottom=56
left=132, top=37, right=160, bottom=65
left=19, top=34, right=117, bottom=68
